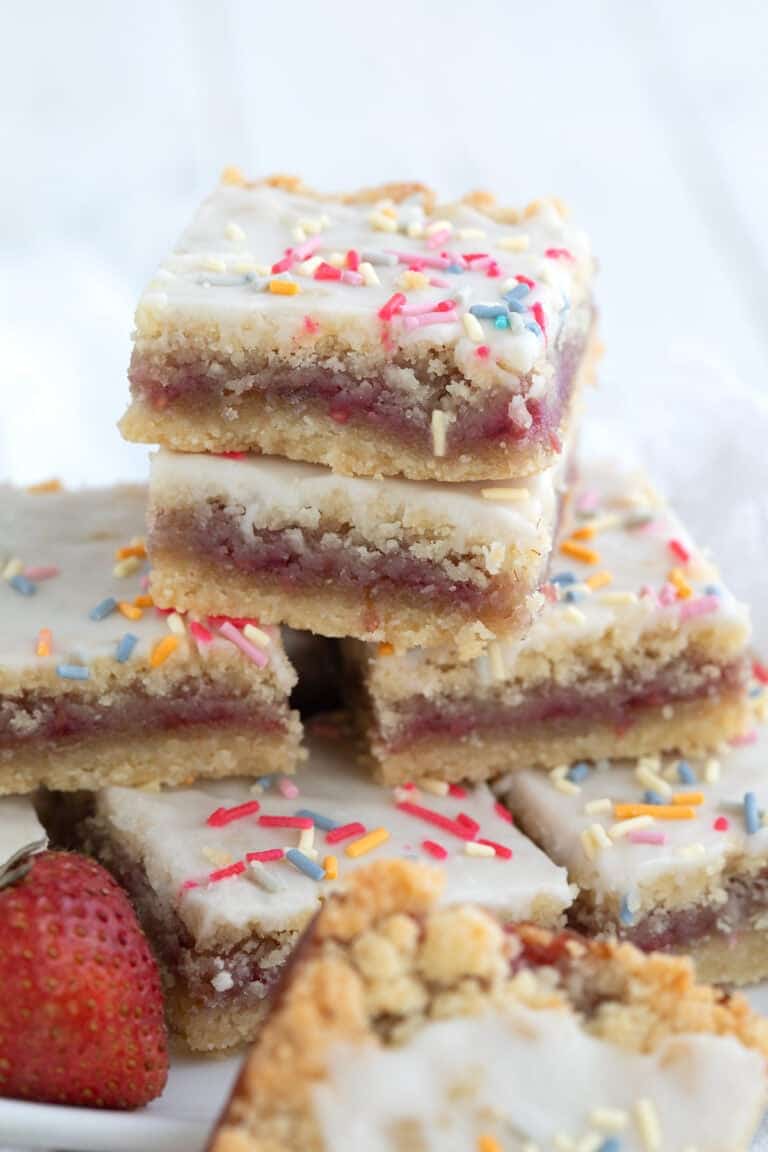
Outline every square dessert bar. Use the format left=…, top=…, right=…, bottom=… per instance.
left=0, top=484, right=302, bottom=793
left=57, top=731, right=573, bottom=1052
left=147, top=447, right=565, bottom=651
left=347, top=457, right=750, bottom=783
left=209, top=859, right=768, bottom=1152
left=121, top=173, right=597, bottom=482
left=499, top=720, right=768, bottom=986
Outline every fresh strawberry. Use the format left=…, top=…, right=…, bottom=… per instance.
left=0, top=848, right=168, bottom=1109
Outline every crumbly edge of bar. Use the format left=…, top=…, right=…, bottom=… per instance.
left=166, top=991, right=269, bottom=1052
left=208, top=859, right=768, bottom=1152
left=150, top=553, right=536, bottom=653
left=2, top=723, right=303, bottom=794
left=359, top=693, right=749, bottom=785
left=688, top=929, right=768, bottom=986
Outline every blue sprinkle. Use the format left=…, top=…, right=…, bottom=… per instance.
left=494, top=314, right=510, bottom=329
left=9, top=574, right=35, bottom=596
left=550, top=572, right=576, bottom=586
left=295, top=808, right=339, bottom=831
left=256, top=774, right=276, bottom=791
left=286, top=848, right=325, bottom=881
left=503, top=295, right=526, bottom=313
left=446, top=263, right=464, bottom=274
left=643, top=790, right=665, bottom=806
left=115, top=633, right=139, bottom=663
left=525, top=320, right=543, bottom=338
left=469, top=303, right=507, bottom=320
left=676, top=759, right=696, bottom=785
left=619, top=895, right=635, bottom=926
left=744, top=791, right=760, bottom=835
left=57, top=663, right=90, bottom=681
left=90, top=596, right=117, bottom=622
left=564, top=588, right=585, bottom=603
left=750, top=685, right=764, bottom=698
left=704, top=584, right=721, bottom=596
left=599, top=1140, right=621, bottom=1152
left=567, top=762, right=590, bottom=783
left=506, top=282, right=530, bottom=301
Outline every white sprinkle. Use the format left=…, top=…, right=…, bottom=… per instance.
left=359, top=261, right=380, bottom=286
left=590, top=1108, right=628, bottom=1131
left=290, top=224, right=307, bottom=242
left=600, top=591, right=638, bottom=606
left=254, top=263, right=271, bottom=277
left=420, top=777, right=450, bottom=797
left=678, top=842, right=706, bottom=860
left=225, top=221, right=246, bottom=244
left=705, top=757, right=720, bottom=783
left=369, top=210, right=397, bottom=233
left=431, top=410, right=448, bottom=457
left=500, top=233, right=530, bottom=252
left=211, top=970, right=234, bottom=992
left=247, top=861, right=284, bottom=893
left=298, top=826, right=315, bottom=853
left=563, top=605, right=587, bottom=625
left=550, top=765, right=580, bottom=796
left=296, top=256, right=322, bottom=277
left=636, top=762, right=672, bottom=798
left=609, top=815, right=654, bottom=840
left=464, top=841, right=495, bottom=858
left=488, top=642, right=506, bottom=683
left=244, top=623, right=271, bottom=648
left=635, top=1098, right=661, bottom=1151
left=166, top=612, right=187, bottom=637
left=426, top=218, right=452, bottom=236
left=456, top=226, right=486, bottom=240
left=480, top=487, right=529, bottom=502
left=462, top=312, right=484, bottom=342
left=328, top=251, right=346, bottom=268
left=584, top=797, right=613, bottom=816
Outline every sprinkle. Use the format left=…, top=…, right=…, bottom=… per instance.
left=206, top=800, right=261, bottom=827
left=378, top=292, right=406, bottom=321
left=359, top=261, right=380, bottom=286
left=590, top=1107, right=628, bottom=1131
left=561, top=539, right=600, bottom=565
left=567, top=762, right=591, bottom=783
left=207, top=861, right=246, bottom=884
left=635, top=1098, right=661, bottom=1151
left=115, top=633, right=138, bottom=662
left=118, top=600, right=143, bottom=621
left=744, top=792, right=760, bottom=834
left=259, top=815, right=312, bottom=830
left=115, top=542, right=147, bottom=560
left=545, top=247, right=574, bottom=260
left=619, top=895, right=636, bottom=925
left=671, top=791, right=704, bottom=806
left=586, top=570, right=613, bottom=591
left=361, top=248, right=397, bottom=267
left=481, top=487, right=529, bottom=501
left=609, top=815, right=654, bottom=840
left=113, top=555, right=141, bottom=578
left=218, top=620, right=269, bottom=668
left=704, top=757, right=720, bottom=783
left=627, top=829, right=667, bottom=846
left=190, top=620, right=213, bottom=645
left=714, top=815, right=730, bottom=832
left=321, top=821, right=367, bottom=847
left=294, top=808, right=339, bottom=831
left=378, top=642, right=394, bottom=656
left=345, top=827, right=390, bottom=858
left=550, top=766, right=580, bottom=796
left=2, top=557, right=23, bottom=580
left=500, top=234, right=530, bottom=252
left=465, top=841, right=495, bottom=858
left=165, top=611, right=187, bottom=636
left=420, top=777, right=449, bottom=797
left=422, top=840, right=448, bottom=860
left=395, top=800, right=475, bottom=841
left=278, top=777, right=299, bottom=799
left=298, top=826, right=315, bottom=853
left=269, top=278, right=299, bottom=295
left=676, top=759, right=696, bottom=785
left=476, top=838, right=513, bottom=860
left=9, top=574, right=35, bottom=596
left=403, top=309, right=458, bottom=330
left=431, top=409, right=448, bottom=457
left=56, top=663, right=89, bottom=680
left=27, top=478, right=62, bottom=493
left=285, top=849, right=325, bottom=880
left=668, top=538, right=690, bottom=564
left=23, top=565, right=59, bottom=581
left=753, top=660, right=768, bottom=685
left=477, top=1137, right=503, bottom=1152
left=134, top=594, right=154, bottom=609
left=323, top=854, right=338, bottom=880
left=244, top=849, right=285, bottom=865
left=494, top=801, right=514, bottom=824
left=150, top=635, right=179, bottom=668
left=678, top=594, right=720, bottom=621
left=551, top=572, right=576, bottom=586
left=581, top=824, right=612, bottom=860
left=730, top=728, right=758, bottom=747
left=668, top=567, right=692, bottom=599
left=584, top=798, right=612, bottom=816
left=247, top=861, right=284, bottom=892
left=462, top=312, right=484, bottom=342
left=341, top=270, right=364, bottom=286
left=635, top=762, right=673, bottom=799
left=613, top=803, right=695, bottom=821
left=36, top=627, right=52, bottom=657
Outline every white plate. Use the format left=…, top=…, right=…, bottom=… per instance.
left=4, top=987, right=768, bottom=1151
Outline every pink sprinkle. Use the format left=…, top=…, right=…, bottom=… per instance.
left=730, top=729, right=758, bottom=747
left=314, top=262, right=342, bottom=281
left=575, top=488, right=600, bottom=514
left=271, top=253, right=296, bottom=274
left=401, top=299, right=454, bottom=317
left=627, top=830, right=666, bottom=846
left=679, top=595, right=720, bottom=622
left=396, top=800, right=476, bottom=841
left=326, top=821, right=367, bottom=844
left=714, top=816, right=730, bottom=832
left=426, top=228, right=451, bottom=249
left=476, top=838, right=513, bottom=860
left=531, top=301, right=547, bottom=337
left=668, top=538, right=690, bottom=564
left=208, top=861, right=246, bottom=884
left=456, top=813, right=480, bottom=837
left=464, top=254, right=493, bottom=271
left=475, top=344, right=490, bottom=359
left=422, top=839, right=448, bottom=860
left=23, top=565, right=60, bottom=581
left=303, top=315, right=320, bottom=334
left=392, top=251, right=451, bottom=270
left=346, top=249, right=360, bottom=271
left=378, top=292, right=407, bottom=321
left=658, top=583, right=677, bottom=607
left=428, top=275, right=451, bottom=288
left=448, top=784, right=467, bottom=799
left=207, top=614, right=258, bottom=629
left=494, top=801, right=514, bottom=824
left=216, top=451, right=247, bottom=460
left=515, top=274, right=535, bottom=289
left=486, top=260, right=501, bottom=278
left=545, top=247, right=573, bottom=260
left=293, top=236, right=324, bottom=262
left=245, top=848, right=285, bottom=863
left=258, top=815, right=312, bottom=829
left=341, top=270, right=364, bottom=286
left=441, top=251, right=468, bottom=270
left=402, top=310, right=458, bottom=330
left=542, top=582, right=558, bottom=602
left=206, top=800, right=261, bottom=827
left=218, top=620, right=269, bottom=668
left=190, top=620, right=213, bottom=645
left=401, top=782, right=416, bottom=791
left=278, top=778, right=299, bottom=799
left=181, top=879, right=199, bottom=891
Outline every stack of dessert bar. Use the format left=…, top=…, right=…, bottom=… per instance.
left=3, top=173, right=766, bottom=1098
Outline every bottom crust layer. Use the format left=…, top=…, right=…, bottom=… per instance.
left=166, top=987, right=268, bottom=1053
left=687, top=929, right=768, bottom=987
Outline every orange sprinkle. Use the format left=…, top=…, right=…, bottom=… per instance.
left=269, top=279, right=300, bottom=296
left=571, top=524, right=596, bottom=541
left=27, top=478, right=61, bottom=494
left=478, top=1138, right=503, bottom=1152
left=134, top=594, right=154, bottom=608
left=36, top=627, right=52, bottom=657
left=345, top=827, right=390, bottom=859
left=116, top=543, right=147, bottom=560
left=221, top=165, right=245, bottom=186
left=378, top=642, right=394, bottom=656
left=671, top=791, right=704, bottom=806
left=150, top=635, right=179, bottom=669
left=560, top=539, right=600, bottom=565
left=668, top=567, right=692, bottom=599
left=118, top=601, right=143, bottom=621
left=613, top=803, right=696, bottom=821
left=323, top=855, right=338, bottom=880
left=586, top=570, right=613, bottom=591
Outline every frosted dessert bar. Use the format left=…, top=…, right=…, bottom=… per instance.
left=148, top=448, right=565, bottom=650
left=58, top=732, right=572, bottom=1051
left=347, top=457, right=750, bottom=783
left=0, top=484, right=301, bottom=793
left=500, top=721, right=768, bottom=986
left=121, top=173, right=597, bottom=482
left=208, top=859, right=768, bottom=1152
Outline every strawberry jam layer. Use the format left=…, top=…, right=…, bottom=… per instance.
left=130, top=329, right=587, bottom=457
left=0, top=680, right=285, bottom=747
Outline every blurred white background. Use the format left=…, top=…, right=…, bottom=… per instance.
left=1, top=0, right=766, bottom=640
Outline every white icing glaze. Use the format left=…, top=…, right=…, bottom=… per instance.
left=149, top=448, right=563, bottom=559
left=0, top=484, right=293, bottom=688
left=95, top=733, right=573, bottom=948
left=502, top=725, right=768, bottom=910
left=313, top=1005, right=766, bottom=1152
left=0, top=796, right=47, bottom=867
left=136, top=180, right=593, bottom=393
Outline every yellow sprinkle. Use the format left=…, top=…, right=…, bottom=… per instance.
left=400, top=269, right=429, bottom=291
left=113, top=555, right=141, bottom=578
left=586, top=570, right=613, bottom=591
left=421, top=777, right=450, bottom=797
left=323, top=855, right=338, bottom=880
left=477, top=1137, right=503, bottom=1152
left=431, top=409, right=447, bottom=457
left=150, top=635, right=180, bottom=669
left=580, top=828, right=598, bottom=861
left=378, top=642, right=394, bottom=656
left=369, top=210, right=397, bottom=232
left=584, top=797, right=612, bottom=816
left=359, top=261, right=380, bottom=286
left=560, top=539, right=600, bottom=565
left=704, top=757, right=720, bottom=783
left=481, top=487, right=529, bottom=502
left=26, top=478, right=62, bottom=493
left=243, top=623, right=271, bottom=648
left=550, top=766, right=580, bottom=796
left=115, top=542, right=147, bottom=560
left=635, top=762, right=672, bottom=799
left=345, top=827, right=390, bottom=859
left=609, top=815, right=654, bottom=840
left=488, top=642, right=506, bottom=682
left=668, top=566, right=692, bottom=599
left=36, top=627, right=52, bottom=657
left=118, top=601, right=143, bottom=621
left=225, top=220, right=246, bottom=244
left=635, top=1098, right=661, bottom=1152
left=462, top=312, right=484, bottom=342
left=202, top=846, right=232, bottom=866
left=465, top=842, right=495, bottom=858
left=327, top=251, right=346, bottom=268
left=671, top=791, right=704, bottom=806
left=221, top=166, right=245, bottom=186
left=499, top=233, right=530, bottom=252
left=2, top=557, right=23, bottom=580
left=590, top=1108, right=629, bottom=1131
left=269, top=278, right=299, bottom=296
left=167, top=612, right=187, bottom=636
left=571, top=524, right=596, bottom=540
left=600, top=590, right=637, bottom=605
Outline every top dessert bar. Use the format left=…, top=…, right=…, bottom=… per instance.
left=209, top=859, right=768, bottom=1152
left=121, top=173, right=596, bottom=481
